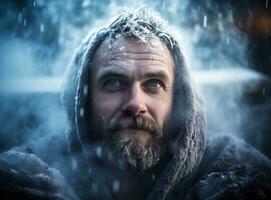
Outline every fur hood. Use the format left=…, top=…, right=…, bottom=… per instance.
left=61, top=10, right=206, bottom=200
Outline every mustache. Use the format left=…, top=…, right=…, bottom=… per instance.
left=104, top=116, right=162, bottom=138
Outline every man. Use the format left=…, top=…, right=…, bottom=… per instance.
left=0, top=9, right=270, bottom=200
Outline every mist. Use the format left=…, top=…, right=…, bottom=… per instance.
left=0, top=0, right=270, bottom=163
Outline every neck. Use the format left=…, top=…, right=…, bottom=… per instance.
left=109, top=170, right=155, bottom=200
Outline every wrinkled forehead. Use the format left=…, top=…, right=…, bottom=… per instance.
left=92, top=35, right=175, bottom=70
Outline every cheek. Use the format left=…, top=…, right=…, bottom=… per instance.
left=147, top=93, right=173, bottom=127
left=93, top=92, right=123, bottom=121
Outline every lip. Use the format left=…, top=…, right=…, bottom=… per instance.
left=117, top=129, right=150, bottom=135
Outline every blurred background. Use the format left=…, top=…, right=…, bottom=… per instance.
left=0, top=0, right=270, bottom=158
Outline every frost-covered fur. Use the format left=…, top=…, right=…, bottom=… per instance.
left=0, top=149, right=79, bottom=200
left=3, top=134, right=271, bottom=199
left=185, top=136, right=271, bottom=200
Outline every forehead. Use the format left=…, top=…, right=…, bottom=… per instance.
left=92, top=36, right=174, bottom=77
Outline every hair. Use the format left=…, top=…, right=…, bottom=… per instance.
left=107, top=8, right=177, bottom=47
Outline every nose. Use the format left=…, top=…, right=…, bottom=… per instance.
left=122, top=83, right=147, bottom=116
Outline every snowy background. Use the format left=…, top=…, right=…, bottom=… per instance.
left=0, top=0, right=270, bottom=158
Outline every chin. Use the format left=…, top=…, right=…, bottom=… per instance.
left=103, top=132, right=163, bottom=172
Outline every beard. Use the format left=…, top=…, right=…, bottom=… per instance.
left=92, top=115, right=165, bottom=172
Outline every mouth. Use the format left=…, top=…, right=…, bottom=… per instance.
left=115, top=129, right=152, bottom=144
left=117, top=128, right=150, bottom=134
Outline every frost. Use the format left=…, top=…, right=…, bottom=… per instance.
left=33, top=173, right=50, bottom=180
left=10, top=168, right=18, bottom=174
left=107, top=8, right=176, bottom=49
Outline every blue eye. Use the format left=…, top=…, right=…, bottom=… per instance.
left=107, top=79, right=120, bottom=86
left=103, top=79, right=124, bottom=91
left=145, top=80, right=164, bottom=89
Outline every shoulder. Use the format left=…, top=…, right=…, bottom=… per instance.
left=199, top=135, right=270, bottom=174
left=186, top=135, right=271, bottom=200
left=13, top=133, right=72, bottom=174
left=0, top=149, right=66, bottom=188
left=0, top=150, right=60, bottom=178
left=0, top=150, right=79, bottom=200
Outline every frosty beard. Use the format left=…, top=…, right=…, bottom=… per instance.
left=103, top=131, right=163, bottom=171
left=95, top=115, right=166, bottom=172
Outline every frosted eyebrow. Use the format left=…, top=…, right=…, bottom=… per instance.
left=143, top=71, right=170, bottom=82
left=96, top=70, right=129, bottom=82
left=96, top=70, right=169, bottom=82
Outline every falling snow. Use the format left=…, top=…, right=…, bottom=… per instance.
left=226, top=37, right=230, bottom=45
left=82, top=0, right=92, bottom=8
left=95, top=146, right=102, bottom=158
left=112, top=180, right=120, bottom=193
left=71, top=157, right=78, bottom=170
left=203, top=15, right=207, bottom=28
left=83, top=84, right=88, bottom=96
left=80, top=108, right=84, bottom=117
left=40, top=24, right=44, bottom=32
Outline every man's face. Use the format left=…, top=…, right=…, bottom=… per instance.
left=90, top=36, right=174, bottom=171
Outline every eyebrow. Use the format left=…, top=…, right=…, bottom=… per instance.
left=96, top=70, right=129, bottom=82
left=143, top=71, right=170, bottom=82
left=96, top=69, right=170, bottom=83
